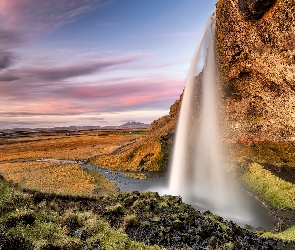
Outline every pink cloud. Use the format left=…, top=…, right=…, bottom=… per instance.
left=54, top=79, right=182, bottom=101
left=0, top=77, right=184, bottom=116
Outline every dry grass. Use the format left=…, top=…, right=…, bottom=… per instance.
left=122, top=172, right=147, bottom=179
left=0, top=161, right=118, bottom=195
left=0, top=132, right=142, bottom=161
left=0, top=130, right=145, bottom=196
left=0, top=161, right=57, bottom=174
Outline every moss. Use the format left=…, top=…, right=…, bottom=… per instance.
left=206, top=214, right=229, bottom=232
left=241, top=162, right=295, bottom=210
left=260, top=225, right=295, bottom=242
left=105, top=203, right=126, bottom=215
left=5, top=210, right=36, bottom=228
left=123, top=214, right=139, bottom=228
left=61, top=209, right=84, bottom=231
left=222, top=242, right=235, bottom=249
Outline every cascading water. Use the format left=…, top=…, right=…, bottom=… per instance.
left=168, top=13, right=254, bottom=224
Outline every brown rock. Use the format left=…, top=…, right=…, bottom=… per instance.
left=216, top=0, right=295, bottom=143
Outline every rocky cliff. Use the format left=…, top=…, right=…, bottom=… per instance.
left=216, top=0, right=295, bottom=143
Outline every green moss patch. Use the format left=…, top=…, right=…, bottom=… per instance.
left=241, top=162, right=295, bottom=210
left=260, top=225, right=295, bottom=242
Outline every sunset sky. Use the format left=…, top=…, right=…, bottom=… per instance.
left=0, top=0, right=217, bottom=129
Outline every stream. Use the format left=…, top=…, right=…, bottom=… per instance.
left=40, top=158, right=277, bottom=230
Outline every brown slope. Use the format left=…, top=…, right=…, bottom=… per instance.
left=92, top=0, right=295, bottom=172
left=90, top=96, right=181, bottom=171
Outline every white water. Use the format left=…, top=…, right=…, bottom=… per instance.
left=167, top=13, right=253, bottom=224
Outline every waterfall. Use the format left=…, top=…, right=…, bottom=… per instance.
left=168, top=13, right=252, bottom=223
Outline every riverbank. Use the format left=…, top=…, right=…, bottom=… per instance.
left=1, top=129, right=295, bottom=247
left=1, top=175, right=295, bottom=249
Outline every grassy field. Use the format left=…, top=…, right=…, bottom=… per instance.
left=0, top=130, right=145, bottom=196
left=260, top=226, right=295, bottom=242
left=1, top=130, right=295, bottom=246
left=0, top=131, right=143, bottom=161
left=0, top=176, right=162, bottom=250
left=0, top=161, right=118, bottom=196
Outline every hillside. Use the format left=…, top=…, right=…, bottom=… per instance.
left=90, top=97, right=181, bottom=171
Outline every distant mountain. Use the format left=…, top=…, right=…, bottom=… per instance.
left=0, top=122, right=150, bottom=135
left=120, top=122, right=150, bottom=129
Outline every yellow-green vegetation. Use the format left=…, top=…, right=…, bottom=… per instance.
left=83, top=168, right=119, bottom=194
left=1, top=175, right=294, bottom=249
left=122, top=172, right=147, bottom=179
left=241, top=162, right=295, bottom=210
left=0, top=176, right=161, bottom=250
left=260, top=225, right=295, bottom=242
left=89, top=109, right=177, bottom=172
left=205, top=214, right=229, bottom=232
left=237, top=141, right=295, bottom=167
left=0, top=161, right=118, bottom=196
left=91, top=139, right=167, bottom=171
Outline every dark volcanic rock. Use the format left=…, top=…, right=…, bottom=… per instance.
left=24, top=187, right=295, bottom=249
left=238, top=0, right=278, bottom=21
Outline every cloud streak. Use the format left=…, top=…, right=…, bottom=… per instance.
left=0, top=0, right=113, bottom=35
left=0, top=77, right=183, bottom=117
left=0, top=52, right=14, bottom=70
left=0, top=53, right=142, bottom=84
left=0, top=28, right=23, bottom=48
left=0, top=71, right=19, bottom=81
left=24, top=55, right=139, bottom=81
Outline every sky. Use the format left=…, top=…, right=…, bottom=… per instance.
left=0, top=0, right=217, bottom=129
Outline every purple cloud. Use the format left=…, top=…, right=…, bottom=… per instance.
left=0, top=77, right=183, bottom=116
left=0, top=52, right=14, bottom=70
left=0, top=0, right=114, bottom=35
left=24, top=56, right=138, bottom=81
left=0, top=72, right=19, bottom=81
left=0, top=29, right=22, bottom=47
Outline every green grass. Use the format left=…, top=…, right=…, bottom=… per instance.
left=0, top=175, right=161, bottom=250
left=260, top=225, right=295, bottom=242
left=241, top=162, right=295, bottom=210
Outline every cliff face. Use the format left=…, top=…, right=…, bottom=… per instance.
left=216, top=0, right=295, bottom=143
